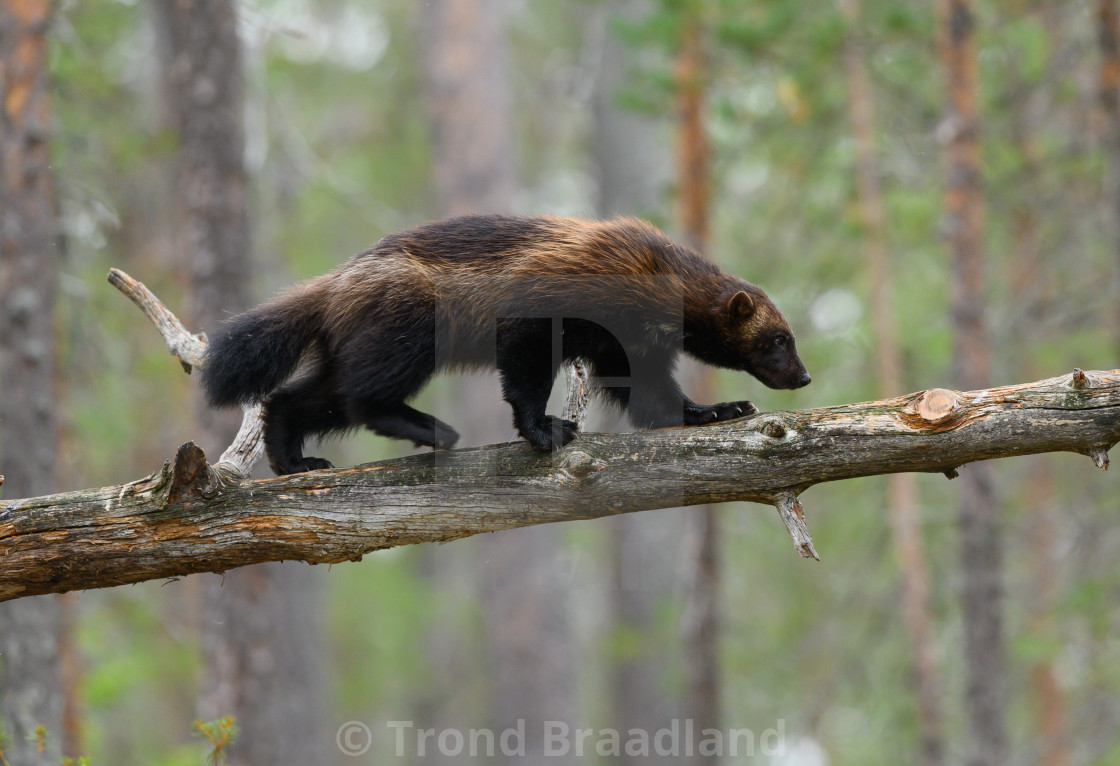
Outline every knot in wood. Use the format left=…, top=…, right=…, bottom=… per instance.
left=909, top=388, right=960, bottom=423
left=1070, top=368, right=1089, bottom=390
left=557, top=450, right=606, bottom=480
left=757, top=417, right=788, bottom=440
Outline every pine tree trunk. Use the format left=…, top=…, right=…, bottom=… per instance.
left=1024, top=457, right=1068, bottom=766
left=592, top=0, right=684, bottom=751
left=0, top=1, right=63, bottom=761
left=840, top=4, right=945, bottom=763
left=151, top=1, right=325, bottom=760
left=421, top=0, right=515, bottom=218
left=674, top=20, right=721, bottom=763
left=1097, top=0, right=1120, bottom=357
left=1007, top=58, right=1070, bottom=762
left=938, top=2, right=1006, bottom=764
left=420, top=3, right=575, bottom=762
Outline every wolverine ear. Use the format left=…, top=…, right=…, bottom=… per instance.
left=726, top=291, right=754, bottom=319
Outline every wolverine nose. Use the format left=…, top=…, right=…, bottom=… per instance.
left=798, top=372, right=812, bottom=387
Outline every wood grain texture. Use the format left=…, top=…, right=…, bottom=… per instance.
left=0, top=369, right=1116, bottom=602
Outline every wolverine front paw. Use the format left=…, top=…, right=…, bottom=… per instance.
left=521, top=415, right=579, bottom=451
left=716, top=400, right=758, bottom=421
left=686, top=400, right=757, bottom=425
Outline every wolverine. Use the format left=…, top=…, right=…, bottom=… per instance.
left=201, top=215, right=811, bottom=475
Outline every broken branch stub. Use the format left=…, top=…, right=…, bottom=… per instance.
left=563, top=359, right=592, bottom=430
left=107, top=269, right=264, bottom=480
left=773, top=493, right=820, bottom=561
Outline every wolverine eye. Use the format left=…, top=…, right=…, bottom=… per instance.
left=774, top=336, right=786, bottom=347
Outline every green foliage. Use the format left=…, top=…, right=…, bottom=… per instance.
left=193, top=717, right=238, bottom=766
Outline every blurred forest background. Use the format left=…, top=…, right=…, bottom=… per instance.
left=0, top=0, right=1119, bottom=764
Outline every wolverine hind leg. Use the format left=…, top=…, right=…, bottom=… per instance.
left=336, top=315, right=458, bottom=449
left=348, top=400, right=459, bottom=449
left=263, top=368, right=349, bottom=475
left=496, top=318, right=577, bottom=450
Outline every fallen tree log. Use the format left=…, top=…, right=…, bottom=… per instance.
left=0, top=272, right=1115, bottom=602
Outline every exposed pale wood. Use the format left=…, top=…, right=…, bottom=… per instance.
left=0, top=369, right=1117, bottom=602
left=907, top=388, right=960, bottom=423
left=214, top=403, right=265, bottom=481
left=563, top=359, right=591, bottom=430
left=773, top=493, right=819, bottom=561
left=108, top=268, right=262, bottom=480
left=107, top=268, right=207, bottom=371
left=1090, top=448, right=1110, bottom=470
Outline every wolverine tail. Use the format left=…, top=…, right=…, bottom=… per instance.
left=200, top=283, right=325, bottom=408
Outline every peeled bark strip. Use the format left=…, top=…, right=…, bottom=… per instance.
left=0, top=369, right=1116, bottom=602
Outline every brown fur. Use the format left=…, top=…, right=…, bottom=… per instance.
left=200, top=215, right=809, bottom=473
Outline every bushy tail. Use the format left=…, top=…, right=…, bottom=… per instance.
left=200, top=286, right=323, bottom=408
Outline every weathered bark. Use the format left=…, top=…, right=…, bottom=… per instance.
left=938, top=2, right=1005, bottom=764
left=673, top=18, right=720, bottom=763
left=152, top=0, right=323, bottom=760
left=0, top=0, right=63, bottom=760
left=840, top=2, right=944, bottom=762
left=1, top=366, right=1116, bottom=603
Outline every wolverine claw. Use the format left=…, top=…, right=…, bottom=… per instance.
left=298, top=457, right=334, bottom=472
left=687, top=400, right=758, bottom=426
left=721, top=400, right=757, bottom=420
left=271, top=456, right=334, bottom=475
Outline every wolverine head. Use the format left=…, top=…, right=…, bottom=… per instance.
left=715, top=288, right=811, bottom=390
